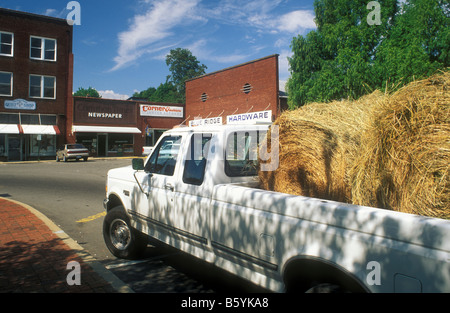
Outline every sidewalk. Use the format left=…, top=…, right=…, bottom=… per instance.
left=0, top=197, right=133, bottom=293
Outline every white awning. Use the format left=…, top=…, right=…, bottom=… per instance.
left=72, top=125, right=142, bottom=134
left=21, top=125, right=60, bottom=135
left=0, top=124, right=20, bottom=134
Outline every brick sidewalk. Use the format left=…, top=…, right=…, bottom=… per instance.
left=0, top=197, right=119, bottom=293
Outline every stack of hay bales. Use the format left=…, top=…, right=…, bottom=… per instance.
left=351, top=72, right=449, bottom=219
left=259, top=91, right=385, bottom=204
left=259, top=72, right=449, bottom=219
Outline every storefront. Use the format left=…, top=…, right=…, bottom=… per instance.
left=71, top=97, right=141, bottom=157
left=139, top=103, right=185, bottom=147
left=0, top=112, right=61, bottom=161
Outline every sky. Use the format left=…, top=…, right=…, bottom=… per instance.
left=1, top=0, right=317, bottom=99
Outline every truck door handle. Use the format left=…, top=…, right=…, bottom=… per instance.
left=165, top=183, right=175, bottom=191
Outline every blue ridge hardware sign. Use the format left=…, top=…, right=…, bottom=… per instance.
left=226, top=110, right=272, bottom=125
left=189, top=117, right=223, bottom=127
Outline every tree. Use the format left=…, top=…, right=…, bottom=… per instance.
left=134, top=48, right=207, bottom=103
left=132, top=81, right=184, bottom=103
left=286, top=0, right=448, bottom=108
left=132, top=86, right=157, bottom=100
left=73, top=86, right=101, bottom=98
left=165, top=48, right=207, bottom=101
left=374, top=0, right=450, bottom=88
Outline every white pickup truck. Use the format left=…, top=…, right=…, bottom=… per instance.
left=103, top=124, right=450, bottom=293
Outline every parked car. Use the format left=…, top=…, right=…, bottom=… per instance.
left=56, top=144, right=89, bottom=162
left=142, top=146, right=153, bottom=156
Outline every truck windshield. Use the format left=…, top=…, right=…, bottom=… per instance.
left=145, top=135, right=182, bottom=176
left=225, top=131, right=262, bottom=177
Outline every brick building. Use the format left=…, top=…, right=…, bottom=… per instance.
left=185, top=54, right=286, bottom=126
left=70, top=97, right=184, bottom=157
left=0, top=8, right=73, bottom=161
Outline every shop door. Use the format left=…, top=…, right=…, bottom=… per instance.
left=8, top=135, right=21, bottom=161
left=97, top=134, right=107, bottom=157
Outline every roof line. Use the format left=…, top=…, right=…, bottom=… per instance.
left=185, top=54, right=279, bottom=83
left=0, top=8, right=70, bottom=25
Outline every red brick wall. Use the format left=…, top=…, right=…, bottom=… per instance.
left=185, top=55, right=280, bottom=124
left=0, top=9, right=73, bottom=148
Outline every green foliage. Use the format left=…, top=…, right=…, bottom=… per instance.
left=287, top=0, right=449, bottom=108
left=165, top=48, right=207, bottom=100
left=133, top=82, right=184, bottom=103
left=133, top=48, right=207, bottom=103
left=73, top=86, right=101, bottom=98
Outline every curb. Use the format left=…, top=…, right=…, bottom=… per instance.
left=2, top=197, right=134, bottom=293
left=0, top=156, right=142, bottom=165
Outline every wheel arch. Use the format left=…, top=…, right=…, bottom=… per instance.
left=282, top=255, right=370, bottom=293
left=105, top=192, right=124, bottom=212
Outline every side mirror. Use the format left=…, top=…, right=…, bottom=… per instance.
left=132, top=158, right=145, bottom=171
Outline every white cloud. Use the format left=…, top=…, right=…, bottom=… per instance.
left=277, top=10, right=316, bottom=33
left=279, top=80, right=287, bottom=92
left=111, top=0, right=317, bottom=72
left=186, top=39, right=251, bottom=64
left=99, top=90, right=130, bottom=100
left=111, top=0, right=201, bottom=71
left=278, top=49, right=293, bottom=81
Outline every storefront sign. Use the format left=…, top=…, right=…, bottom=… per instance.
left=140, top=104, right=184, bottom=118
left=227, top=110, right=272, bottom=125
left=74, top=99, right=136, bottom=125
left=88, top=112, right=123, bottom=119
left=4, top=99, right=36, bottom=110
left=189, top=117, right=223, bottom=127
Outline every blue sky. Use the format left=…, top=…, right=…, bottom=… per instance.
left=1, top=0, right=317, bottom=99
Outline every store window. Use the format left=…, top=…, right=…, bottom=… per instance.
left=29, top=75, right=56, bottom=99
left=29, top=134, right=56, bottom=157
left=0, top=134, right=6, bottom=157
left=0, top=72, right=12, bottom=96
left=0, top=32, right=13, bottom=57
left=108, top=133, right=134, bottom=156
left=0, top=113, right=18, bottom=124
left=30, top=36, right=56, bottom=61
left=40, top=115, right=57, bottom=125
left=20, top=114, right=39, bottom=125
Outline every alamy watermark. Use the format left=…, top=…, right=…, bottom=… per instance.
left=367, top=1, right=381, bottom=25
left=66, top=1, right=81, bottom=26
left=66, top=260, right=81, bottom=286
left=366, top=261, right=381, bottom=286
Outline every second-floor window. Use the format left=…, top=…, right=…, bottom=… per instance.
left=0, top=72, right=13, bottom=96
left=0, top=32, right=13, bottom=57
left=30, top=36, right=56, bottom=61
left=29, top=75, right=56, bottom=99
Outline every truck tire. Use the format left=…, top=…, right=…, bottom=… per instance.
left=103, top=206, right=148, bottom=259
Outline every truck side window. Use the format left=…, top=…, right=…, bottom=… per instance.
left=183, top=133, right=212, bottom=185
left=225, top=131, right=259, bottom=177
left=145, top=135, right=182, bottom=176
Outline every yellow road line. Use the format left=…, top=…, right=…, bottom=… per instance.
left=76, top=211, right=106, bottom=223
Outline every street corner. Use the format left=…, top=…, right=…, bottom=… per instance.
left=0, top=197, right=131, bottom=293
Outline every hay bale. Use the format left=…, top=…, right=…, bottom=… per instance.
left=351, top=72, right=450, bottom=218
left=259, top=91, right=384, bottom=203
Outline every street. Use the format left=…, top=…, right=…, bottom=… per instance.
left=0, top=158, right=266, bottom=293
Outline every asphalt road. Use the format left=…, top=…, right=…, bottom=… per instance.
left=0, top=158, right=267, bottom=293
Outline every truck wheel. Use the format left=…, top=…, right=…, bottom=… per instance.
left=305, top=283, right=347, bottom=293
left=103, top=206, right=148, bottom=259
